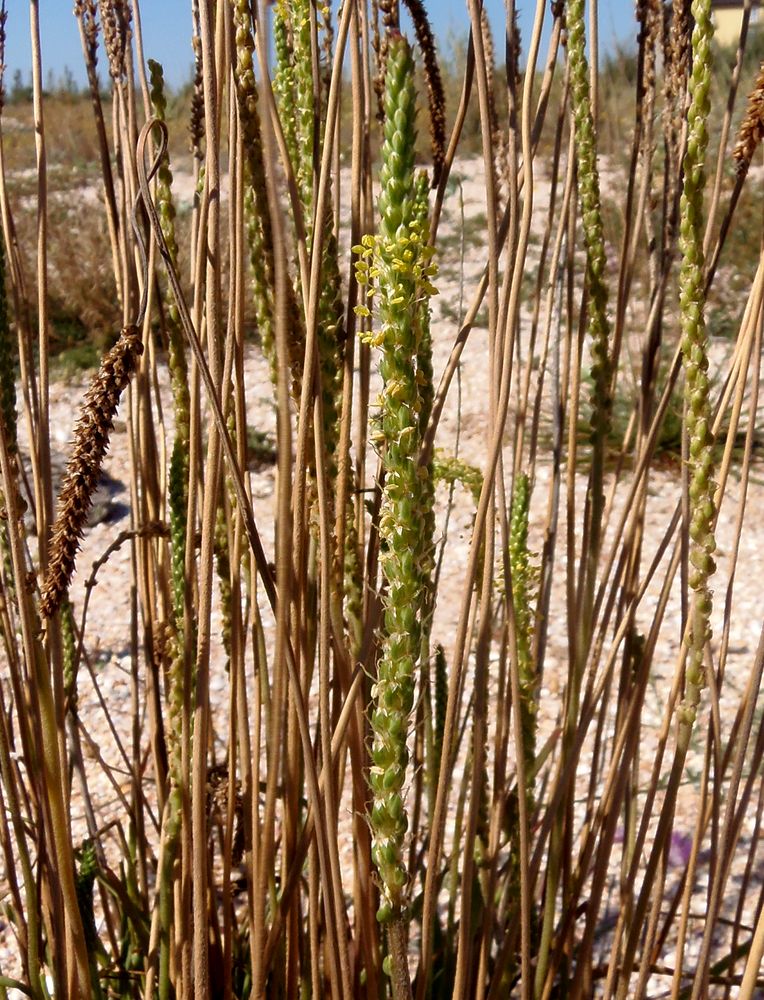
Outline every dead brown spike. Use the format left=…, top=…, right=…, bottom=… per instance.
left=375, top=0, right=401, bottom=122
left=372, top=0, right=384, bottom=120
left=401, top=0, right=446, bottom=187
left=40, top=325, right=143, bottom=620
left=98, top=0, right=131, bottom=82
left=664, top=0, right=691, bottom=127
left=479, top=5, right=507, bottom=215
left=74, top=0, right=99, bottom=68
left=0, top=2, right=7, bottom=115
left=734, top=63, right=764, bottom=175
left=641, top=0, right=661, bottom=99
left=378, top=0, right=399, bottom=32
left=189, top=0, right=205, bottom=160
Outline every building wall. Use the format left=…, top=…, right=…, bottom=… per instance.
left=713, top=6, right=761, bottom=48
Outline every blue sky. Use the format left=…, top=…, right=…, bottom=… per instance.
left=4, top=2, right=638, bottom=91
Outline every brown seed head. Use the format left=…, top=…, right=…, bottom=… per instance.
left=98, top=0, right=131, bottom=82
left=374, top=0, right=401, bottom=121
left=478, top=5, right=507, bottom=212
left=75, top=1, right=99, bottom=69
left=402, top=0, right=446, bottom=187
left=734, top=63, right=764, bottom=175
left=665, top=0, right=692, bottom=110
left=0, top=2, right=6, bottom=115
left=189, top=0, right=205, bottom=159
left=378, top=0, right=399, bottom=32
left=40, top=325, right=143, bottom=619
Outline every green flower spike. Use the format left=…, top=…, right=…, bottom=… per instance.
left=677, top=0, right=716, bottom=741
left=149, top=58, right=190, bottom=627
left=355, top=33, right=437, bottom=928
left=509, top=472, right=537, bottom=791
left=275, top=0, right=344, bottom=472
left=566, top=0, right=612, bottom=448
left=0, top=209, right=17, bottom=593
left=230, top=0, right=282, bottom=386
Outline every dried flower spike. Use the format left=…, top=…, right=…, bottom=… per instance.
left=189, top=0, right=205, bottom=160
left=74, top=1, right=99, bottom=71
left=40, top=325, right=143, bottom=619
left=401, top=0, right=446, bottom=186
left=98, top=0, right=130, bottom=83
left=733, top=62, right=764, bottom=174
left=0, top=1, right=7, bottom=116
left=0, top=217, right=16, bottom=458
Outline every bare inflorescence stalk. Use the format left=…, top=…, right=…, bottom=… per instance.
left=40, top=325, right=143, bottom=620
left=354, top=34, right=437, bottom=929
left=677, top=0, right=716, bottom=737
left=566, top=0, right=612, bottom=448
left=733, top=62, right=764, bottom=175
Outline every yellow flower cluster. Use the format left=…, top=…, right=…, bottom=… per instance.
left=353, top=229, right=438, bottom=347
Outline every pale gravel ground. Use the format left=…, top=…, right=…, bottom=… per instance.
left=1, top=155, right=764, bottom=997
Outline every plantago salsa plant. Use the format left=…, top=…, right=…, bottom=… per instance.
left=1, top=1, right=764, bottom=997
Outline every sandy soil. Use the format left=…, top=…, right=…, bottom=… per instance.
left=1, top=154, right=763, bottom=996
